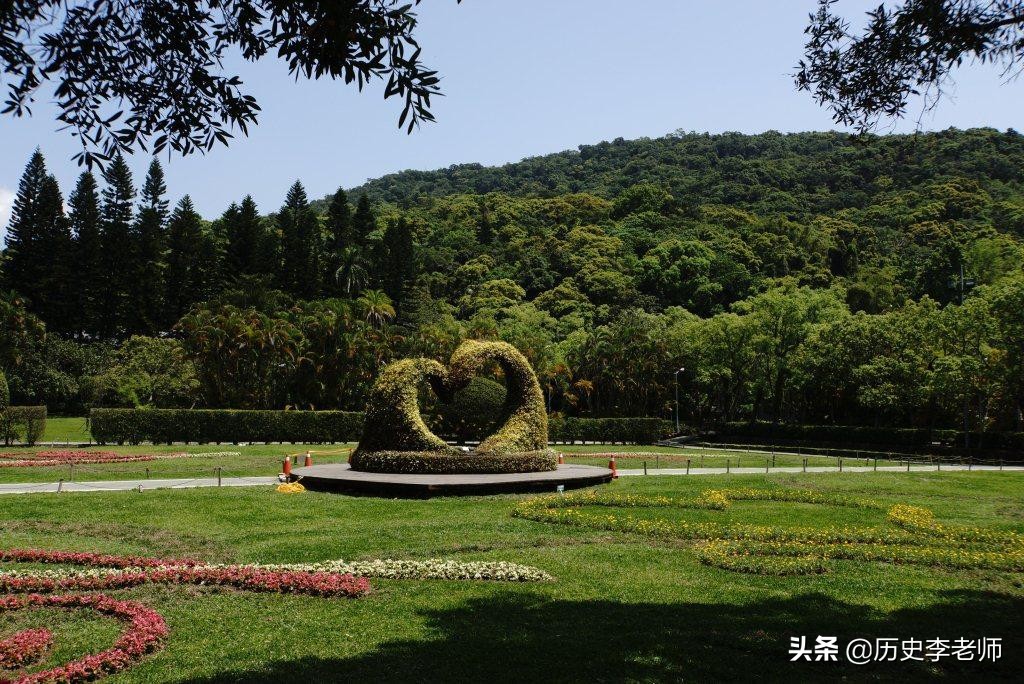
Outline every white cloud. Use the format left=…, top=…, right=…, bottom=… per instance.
left=0, top=186, right=14, bottom=238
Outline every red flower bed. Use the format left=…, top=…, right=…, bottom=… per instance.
left=0, top=628, right=52, bottom=670
left=0, top=451, right=157, bottom=469
left=0, top=594, right=167, bottom=684
left=0, top=548, right=371, bottom=681
left=0, top=549, right=196, bottom=570
left=0, top=567, right=370, bottom=599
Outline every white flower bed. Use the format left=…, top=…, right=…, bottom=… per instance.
left=0, top=558, right=554, bottom=583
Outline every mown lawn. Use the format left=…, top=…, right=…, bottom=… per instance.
left=1, top=471, right=1022, bottom=682
left=0, top=443, right=894, bottom=484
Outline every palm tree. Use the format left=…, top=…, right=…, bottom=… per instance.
left=357, top=289, right=395, bottom=328
left=334, top=246, right=370, bottom=296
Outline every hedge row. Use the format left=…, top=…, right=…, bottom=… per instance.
left=90, top=408, right=363, bottom=444
left=548, top=417, right=673, bottom=444
left=715, top=421, right=1024, bottom=452
left=1, top=406, right=47, bottom=446
left=90, top=409, right=674, bottom=445
left=350, top=450, right=558, bottom=474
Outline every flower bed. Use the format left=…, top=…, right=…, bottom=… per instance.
left=350, top=449, right=558, bottom=474
left=0, top=628, right=52, bottom=670
left=0, top=594, right=167, bottom=683
left=513, top=488, right=1024, bottom=576
left=251, top=558, right=554, bottom=582
left=0, top=450, right=225, bottom=468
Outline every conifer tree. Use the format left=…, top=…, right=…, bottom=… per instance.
left=164, top=196, right=204, bottom=325
left=324, top=188, right=352, bottom=295
left=32, top=175, right=75, bottom=333
left=68, top=172, right=104, bottom=337
left=224, top=195, right=265, bottom=277
left=99, top=153, right=136, bottom=337
left=133, top=159, right=169, bottom=334
left=352, top=193, right=375, bottom=245
left=2, top=149, right=48, bottom=298
left=277, top=181, right=321, bottom=298
left=381, top=217, right=416, bottom=307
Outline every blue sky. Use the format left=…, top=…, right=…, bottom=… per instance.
left=2, top=0, right=1022, bottom=229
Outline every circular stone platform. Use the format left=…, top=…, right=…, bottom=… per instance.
left=291, top=463, right=613, bottom=498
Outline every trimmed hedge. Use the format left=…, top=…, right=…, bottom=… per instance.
left=716, top=421, right=957, bottom=447
left=713, top=421, right=1024, bottom=455
left=89, top=408, right=674, bottom=446
left=1, top=406, right=47, bottom=446
left=548, top=417, right=673, bottom=445
left=90, top=408, right=363, bottom=444
left=350, top=449, right=558, bottom=474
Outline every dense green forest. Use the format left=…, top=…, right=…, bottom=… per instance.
left=3, top=128, right=1024, bottom=435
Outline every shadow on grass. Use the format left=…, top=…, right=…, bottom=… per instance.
left=193, top=589, right=1022, bottom=682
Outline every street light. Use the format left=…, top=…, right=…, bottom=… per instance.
left=674, top=367, right=685, bottom=434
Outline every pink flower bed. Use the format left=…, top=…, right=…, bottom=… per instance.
left=0, top=628, right=52, bottom=670
left=0, top=548, right=371, bottom=682
left=0, top=451, right=156, bottom=469
left=0, top=594, right=167, bottom=684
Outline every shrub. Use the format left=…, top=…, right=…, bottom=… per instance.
left=548, top=416, right=672, bottom=444
left=350, top=449, right=557, bottom=474
left=89, top=408, right=363, bottom=444
left=434, top=376, right=506, bottom=443
left=1, top=405, right=47, bottom=445
left=448, top=340, right=548, bottom=455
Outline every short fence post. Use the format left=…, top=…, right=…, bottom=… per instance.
left=686, top=459, right=691, bottom=475
left=968, top=459, right=973, bottom=471
left=700, top=454, right=704, bottom=468
left=839, top=457, right=843, bottom=472
left=802, top=457, right=807, bottom=473
left=643, top=460, right=647, bottom=476
left=57, top=479, right=63, bottom=493
left=726, top=458, right=730, bottom=473
left=656, top=454, right=660, bottom=469
left=906, top=459, right=911, bottom=472
left=765, top=458, right=769, bottom=473
left=771, top=453, right=776, bottom=468
left=217, top=466, right=222, bottom=487
left=873, top=458, right=877, bottom=472
left=145, top=467, right=150, bottom=479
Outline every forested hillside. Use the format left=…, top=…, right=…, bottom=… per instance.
left=3, top=129, right=1024, bottom=437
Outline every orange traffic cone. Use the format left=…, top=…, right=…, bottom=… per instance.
left=304, top=451, right=313, bottom=467
left=282, top=457, right=292, bottom=479
left=557, top=453, right=564, bottom=465
left=609, top=456, right=618, bottom=479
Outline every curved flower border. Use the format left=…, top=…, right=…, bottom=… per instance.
left=513, top=488, right=1024, bottom=576
left=0, top=594, right=167, bottom=684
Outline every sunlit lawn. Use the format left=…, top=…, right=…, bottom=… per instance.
left=0, top=471, right=1021, bottom=681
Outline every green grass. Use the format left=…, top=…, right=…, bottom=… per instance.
left=0, top=444, right=898, bottom=484
left=0, top=444, right=356, bottom=482
left=1, top=470, right=1022, bottom=681
left=41, top=416, right=94, bottom=443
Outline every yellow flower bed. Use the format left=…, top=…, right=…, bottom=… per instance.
left=512, top=489, right=1024, bottom=576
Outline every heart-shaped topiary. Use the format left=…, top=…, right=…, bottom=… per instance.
left=352, top=340, right=552, bottom=473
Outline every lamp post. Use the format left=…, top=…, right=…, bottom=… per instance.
left=674, top=367, right=685, bottom=434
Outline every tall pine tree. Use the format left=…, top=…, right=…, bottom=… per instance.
left=3, top=149, right=48, bottom=300
left=277, top=181, right=321, bottom=299
left=133, top=159, right=169, bottom=334
left=324, top=188, right=352, bottom=295
left=99, top=153, right=136, bottom=338
left=352, top=193, right=375, bottom=245
left=381, top=217, right=416, bottom=307
left=32, top=175, right=74, bottom=333
left=69, top=172, right=104, bottom=338
left=164, top=196, right=204, bottom=325
left=224, top=195, right=265, bottom=277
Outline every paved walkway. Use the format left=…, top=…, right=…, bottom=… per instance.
left=618, top=464, right=1024, bottom=476
left=0, top=464, right=1021, bottom=495
left=0, top=476, right=278, bottom=495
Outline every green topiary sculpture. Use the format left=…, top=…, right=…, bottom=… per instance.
left=447, top=340, right=548, bottom=455
left=351, top=340, right=554, bottom=473
left=353, top=357, right=457, bottom=456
